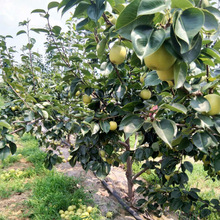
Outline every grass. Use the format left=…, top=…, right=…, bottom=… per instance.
left=25, top=171, right=93, bottom=220
left=0, top=133, right=104, bottom=220
left=132, top=160, right=220, bottom=220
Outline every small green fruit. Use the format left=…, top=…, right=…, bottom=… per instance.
left=140, top=89, right=151, bottom=100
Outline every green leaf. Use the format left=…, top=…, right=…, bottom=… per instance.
left=87, top=3, right=105, bottom=22
left=192, top=132, right=213, bottom=153
left=76, top=17, right=89, bottom=30
left=31, top=28, right=49, bottom=34
left=119, top=115, right=144, bottom=140
left=31, top=9, right=46, bottom=13
left=52, top=26, right=61, bottom=35
left=97, top=38, right=108, bottom=59
left=120, top=151, right=130, bottom=163
left=138, top=0, right=171, bottom=16
left=91, top=122, right=100, bottom=135
left=24, top=111, right=35, bottom=122
left=131, top=25, right=153, bottom=60
left=70, top=78, right=81, bottom=95
left=122, top=101, right=144, bottom=112
left=16, top=30, right=26, bottom=36
left=164, top=103, right=187, bottom=114
left=202, top=48, right=220, bottom=62
left=145, top=29, right=166, bottom=57
left=200, top=209, right=211, bottom=218
left=145, top=71, right=161, bottom=86
left=61, top=0, right=80, bottom=15
left=74, top=1, right=90, bottom=18
left=213, top=156, right=220, bottom=172
left=184, top=161, right=193, bottom=173
left=0, top=146, right=10, bottom=160
left=0, top=141, right=5, bottom=149
left=190, top=96, right=210, bottom=113
left=174, top=61, right=187, bottom=89
left=115, top=0, right=142, bottom=30
left=9, top=142, right=17, bottom=155
left=48, top=1, right=59, bottom=10
left=100, top=121, right=110, bottom=133
left=181, top=34, right=202, bottom=63
left=171, top=0, right=194, bottom=9
left=152, top=119, right=177, bottom=147
left=202, top=9, right=219, bottom=31
left=0, top=120, right=11, bottom=129
left=115, top=84, right=126, bottom=100
left=179, top=8, right=204, bottom=39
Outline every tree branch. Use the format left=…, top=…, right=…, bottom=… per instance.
left=132, top=167, right=149, bottom=182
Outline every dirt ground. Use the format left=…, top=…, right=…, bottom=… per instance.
left=56, top=147, right=178, bottom=220
left=0, top=147, right=178, bottom=220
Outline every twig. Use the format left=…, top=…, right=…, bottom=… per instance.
left=132, top=167, right=149, bottom=182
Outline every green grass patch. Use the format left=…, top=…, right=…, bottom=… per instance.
left=25, top=171, right=94, bottom=220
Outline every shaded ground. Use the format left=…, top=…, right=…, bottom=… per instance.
left=56, top=147, right=177, bottom=220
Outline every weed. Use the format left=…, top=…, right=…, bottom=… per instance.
left=26, top=172, right=92, bottom=220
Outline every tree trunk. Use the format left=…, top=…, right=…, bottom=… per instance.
left=125, top=138, right=134, bottom=204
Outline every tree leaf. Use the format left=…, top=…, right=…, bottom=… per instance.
left=145, top=71, right=161, bottom=86
left=164, top=103, right=187, bottom=114
left=119, top=115, right=144, bottom=140
left=138, top=0, right=171, bottom=16
left=0, top=120, right=11, bottom=129
left=115, top=0, right=142, bottom=30
left=144, top=28, right=166, bottom=57
left=131, top=25, right=153, bottom=60
left=192, top=132, right=213, bottom=153
left=31, top=9, right=46, bottom=14
left=174, top=61, right=187, bottom=89
left=171, top=0, right=194, bottom=9
left=184, top=161, right=193, bottom=173
left=202, top=9, right=219, bottom=31
left=0, top=146, right=10, bottom=160
left=87, top=3, right=105, bottom=22
left=48, top=1, right=59, bottom=10
left=16, top=30, right=26, bottom=36
left=190, top=96, right=210, bottom=113
left=100, top=120, right=110, bottom=133
left=152, top=119, right=177, bottom=147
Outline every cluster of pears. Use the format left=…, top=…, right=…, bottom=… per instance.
left=144, top=44, right=176, bottom=82
left=0, top=169, right=24, bottom=180
left=59, top=202, right=113, bottom=219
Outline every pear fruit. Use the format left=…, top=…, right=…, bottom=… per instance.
left=204, top=94, right=220, bottom=116
left=144, top=44, right=176, bottom=71
left=82, top=94, right=92, bottom=104
left=109, top=44, right=126, bottom=65
left=140, top=89, right=151, bottom=100
left=109, top=121, right=117, bottom=131
left=157, top=66, right=174, bottom=81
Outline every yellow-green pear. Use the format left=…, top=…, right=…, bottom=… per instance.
left=140, top=89, right=151, bottom=100
left=144, top=44, right=176, bottom=71
left=204, top=94, right=220, bottom=116
left=109, top=44, right=126, bottom=65
left=82, top=94, right=92, bottom=104
left=109, top=121, right=117, bottom=131
left=156, top=66, right=174, bottom=81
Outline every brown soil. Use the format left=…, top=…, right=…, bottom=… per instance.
left=0, top=190, right=31, bottom=220
left=55, top=148, right=178, bottom=220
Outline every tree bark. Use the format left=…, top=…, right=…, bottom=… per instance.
left=125, top=138, right=134, bottom=204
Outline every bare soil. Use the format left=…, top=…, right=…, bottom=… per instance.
left=0, top=147, right=177, bottom=220
left=56, top=147, right=178, bottom=220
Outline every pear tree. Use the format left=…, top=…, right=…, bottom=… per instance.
left=0, top=0, right=220, bottom=219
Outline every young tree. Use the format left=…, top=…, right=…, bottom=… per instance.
left=0, top=0, right=220, bottom=219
